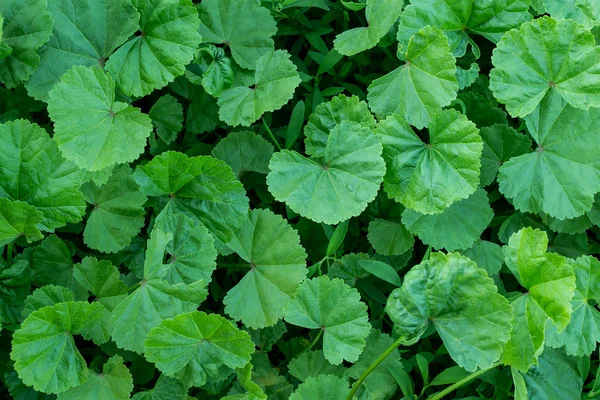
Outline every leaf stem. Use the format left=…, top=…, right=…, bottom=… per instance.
left=427, top=362, right=501, bottom=400
left=346, top=335, right=404, bottom=400
left=262, top=118, right=282, bottom=151
left=7, top=243, right=14, bottom=264
left=301, top=328, right=323, bottom=355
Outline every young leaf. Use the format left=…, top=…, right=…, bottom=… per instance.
left=212, top=131, right=275, bottom=177
left=267, top=121, right=385, bottom=225
left=545, top=0, right=600, bottom=28
left=218, top=50, right=301, bottom=127
left=0, top=119, right=85, bottom=230
left=186, top=44, right=234, bottom=97
left=358, top=260, right=402, bottom=287
left=224, top=209, right=307, bottom=329
left=386, top=252, right=513, bottom=372
left=0, top=0, right=53, bottom=87
left=10, top=302, right=104, bottom=394
left=460, top=240, right=504, bottom=276
left=283, top=276, right=371, bottom=364
left=289, top=375, right=351, bottom=400
left=47, top=66, right=153, bottom=171
left=328, top=253, right=372, bottom=287
left=197, top=0, right=277, bottom=69
left=367, top=219, right=414, bottom=256
left=334, top=0, right=404, bottom=56
left=73, top=257, right=128, bottom=311
left=0, top=198, right=43, bottom=246
left=82, top=165, right=147, bottom=253
left=105, top=0, right=202, bottom=97
left=376, top=110, right=482, bottom=214
left=502, top=227, right=576, bottom=371
left=133, top=151, right=249, bottom=244
left=288, top=351, right=345, bottom=382
left=367, top=25, right=458, bottom=128
left=490, top=17, right=600, bottom=117
left=144, top=311, right=255, bottom=387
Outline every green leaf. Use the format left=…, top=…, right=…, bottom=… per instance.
left=386, top=252, right=513, bottom=372
left=376, top=110, right=482, bottom=214
left=546, top=256, right=600, bottom=356
left=47, top=66, right=153, bottom=171
left=218, top=50, right=301, bottom=127
left=454, top=91, right=508, bottom=128
left=10, top=301, right=104, bottom=394
left=0, top=259, right=34, bottom=323
left=73, top=257, right=128, bottom=311
left=0, top=0, right=53, bottom=87
left=148, top=95, right=183, bottom=144
left=197, top=0, right=277, bottom=70
left=144, top=311, right=255, bottom=387
left=328, top=253, right=372, bottom=287
left=186, top=44, right=234, bottom=97
left=289, top=375, right=351, bottom=400
left=333, top=0, right=404, bottom=56
left=154, top=212, right=218, bottom=285
left=304, top=94, right=376, bottom=158
left=212, top=131, right=274, bottom=177
left=131, top=375, right=187, bottom=400
left=109, top=228, right=208, bottom=354
left=367, top=25, right=458, bottom=128
left=25, top=0, right=140, bottom=100
left=283, top=276, right=371, bottom=364
left=498, top=90, right=600, bottom=219
left=456, top=62, right=480, bottom=89
left=57, top=356, right=133, bottom=400
left=480, top=124, right=532, bottom=187
left=105, top=0, right=202, bottom=97
left=267, top=121, right=385, bottom=224
left=346, top=329, right=404, bottom=400
left=401, top=189, right=494, bottom=251
left=461, top=240, right=504, bottom=276
left=288, top=351, right=345, bottom=382
left=397, top=0, right=531, bottom=57
left=224, top=209, right=307, bottom=329
left=32, top=235, right=88, bottom=300
left=82, top=165, right=147, bottom=253
left=545, top=0, right=600, bottom=28
left=0, top=198, right=43, bottom=246
left=358, top=259, right=402, bottom=287
left=502, top=227, right=576, bottom=371
left=21, top=285, right=75, bottom=320
left=0, top=119, right=85, bottom=230
left=490, top=17, right=600, bottom=117
left=134, top=151, right=249, bottom=244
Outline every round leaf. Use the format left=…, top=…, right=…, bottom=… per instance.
left=212, top=131, right=274, bottom=177
left=289, top=375, right=351, bottom=400
left=0, top=198, right=43, bottom=246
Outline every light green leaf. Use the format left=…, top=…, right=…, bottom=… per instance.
left=546, top=256, right=600, bottom=356
left=212, top=131, right=274, bottom=177
left=73, top=257, right=128, bottom=311
left=544, top=195, right=600, bottom=234
left=0, top=259, right=34, bottom=323
left=32, top=235, right=88, bottom=300
left=57, top=356, right=133, bottom=400
left=376, top=110, right=482, bottom=214
left=0, top=198, right=43, bottom=246
left=480, top=124, right=532, bottom=187
left=267, top=121, right=385, bottom=224
left=105, top=0, right=201, bottom=97
left=328, top=253, right=371, bottom=287
left=154, top=212, right=218, bottom=285
left=289, top=375, right=351, bottom=400
left=283, top=276, right=370, bottom=364
left=346, top=329, right=404, bottom=400
left=224, top=209, right=307, bottom=329
left=109, top=228, right=208, bottom=354
left=47, top=66, right=152, bottom=171
left=367, top=25, right=458, bottom=128
left=186, top=44, right=234, bottom=97
left=25, top=0, right=140, bottom=100
left=82, top=165, right=147, bottom=253
left=456, top=62, right=480, bottom=89
left=144, top=311, right=255, bottom=387
left=134, top=151, right=249, bottom=244
left=288, top=351, right=345, bottom=382
left=10, top=301, right=104, bottom=394
left=498, top=90, right=600, bottom=219
left=490, top=17, right=600, bottom=117
left=545, top=0, right=600, bottom=29
left=386, top=252, right=513, bottom=372
left=197, top=0, right=277, bottom=69
left=218, top=50, right=301, bottom=127
left=333, top=0, right=404, bottom=56
left=367, top=219, right=414, bottom=256
left=304, top=94, right=375, bottom=158
left=131, top=375, right=187, bottom=400
left=0, top=119, right=85, bottom=230
left=461, top=240, right=504, bottom=276
left=502, top=227, right=576, bottom=371
left=397, top=0, right=531, bottom=57
left=0, top=0, right=53, bottom=87
left=148, top=94, right=183, bottom=144
left=21, top=285, right=75, bottom=320
left=358, top=260, right=402, bottom=287
left=402, top=189, right=494, bottom=251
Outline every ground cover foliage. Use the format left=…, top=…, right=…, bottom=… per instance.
left=1, top=0, right=600, bottom=399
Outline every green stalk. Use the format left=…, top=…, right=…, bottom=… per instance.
left=346, top=336, right=404, bottom=400
left=262, top=118, right=282, bottom=151
left=427, top=362, right=501, bottom=400
left=301, top=328, right=324, bottom=355
left=7, top=243, right=14, bottom=264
